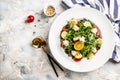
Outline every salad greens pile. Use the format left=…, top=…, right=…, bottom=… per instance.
left=60, top=18, right=103, bottom=62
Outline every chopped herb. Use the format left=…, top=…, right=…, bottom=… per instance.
left=33, top=32, right=36, bottom=34
left=38, top=20, right=40, bottom=22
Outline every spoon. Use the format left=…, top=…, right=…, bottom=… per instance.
left=32, top=36, right=64, bottom=77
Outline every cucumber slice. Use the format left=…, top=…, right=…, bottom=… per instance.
left=61, top=31, right=68, bottom=39
left=87, top=53, right=94, bottom=59
left=83, top=21, right=91, bottom=27
left=75, top=52, right=82, bottom=58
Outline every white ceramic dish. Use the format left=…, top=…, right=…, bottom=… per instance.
left=48, top=7, right=115, bottom=72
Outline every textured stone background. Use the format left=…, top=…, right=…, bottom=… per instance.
left=0, top=0, right=120, bottom=80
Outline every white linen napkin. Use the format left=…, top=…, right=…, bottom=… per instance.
left=61, top=0, right=120, bottom=62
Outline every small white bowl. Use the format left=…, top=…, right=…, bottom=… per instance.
left=43, top=4, right=56, bottom=17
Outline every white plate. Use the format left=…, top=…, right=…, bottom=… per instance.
left=48, top=7, right=115, bottom=72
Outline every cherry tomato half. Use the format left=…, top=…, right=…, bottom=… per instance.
left=61, top=28, right=67, bottom=33
left=99, top=35, right=102, bottom=38
left=27, top=15, right=35, bottom=23
left=74, top=58, right=82, bottom=62
left=93, top=25, right=99, bottom=34
left=93, top=51, right=98, bottom=54
left=61, top=40, right=65, bottom=48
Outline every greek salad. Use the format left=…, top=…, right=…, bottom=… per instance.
left=60, top=18, right=103, bottom=62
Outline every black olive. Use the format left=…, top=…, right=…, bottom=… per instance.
left=80, top=19, right=84, bottom=22
left=97, top=44, right=101, bottom=50
left=65, top=49, right=69, bottom=54
left=65, top=24, right=69, bottom=29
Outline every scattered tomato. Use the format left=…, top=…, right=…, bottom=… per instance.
left=27, top=15, right=35, bottom=23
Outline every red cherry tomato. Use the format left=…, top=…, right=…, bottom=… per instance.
left=71, top=18, right=75, bottom=20
left=61, top=40, right=65, bottom=48
left=27, top=15, right=34, bottom=23
left=61, top=28, right=67, bottom=33
left=74, top=58, right=82, bottom=62
left=93, top=51, right=97, bottom=54
left=99, top=35, right=102, bottom=38
left=93, top=25, right=99, bottom=34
